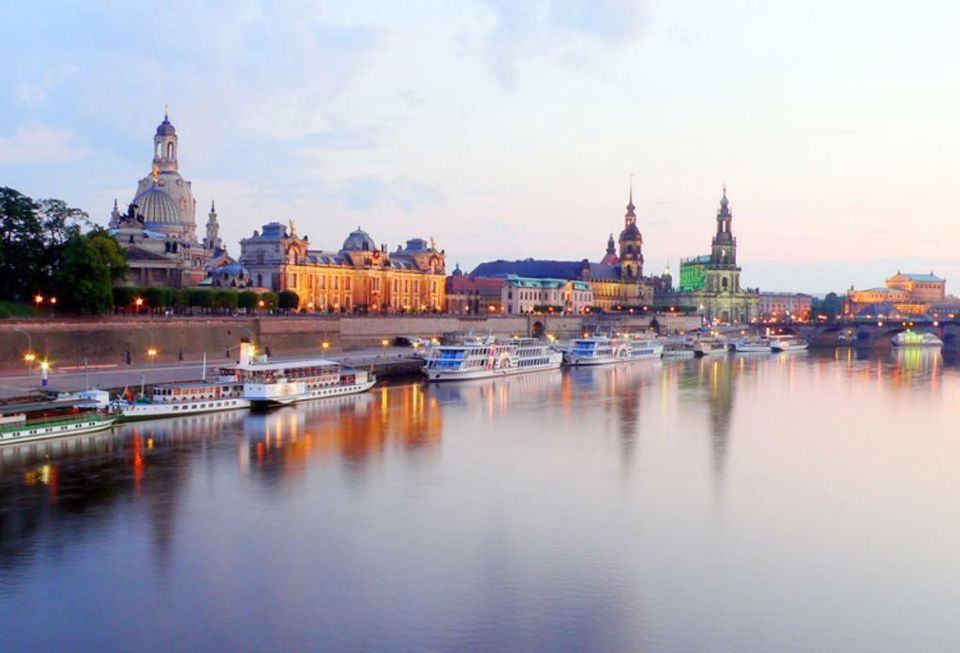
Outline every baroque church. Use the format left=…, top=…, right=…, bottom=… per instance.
left=109, top=113, right=239, bottom=288
left=470, top=184, right=660, bottom=311
left=668, top=187, right=759, bottom=323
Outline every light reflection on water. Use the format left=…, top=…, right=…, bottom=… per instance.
left=2, top=351, right=960, bottom=652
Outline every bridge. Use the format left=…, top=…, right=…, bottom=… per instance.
left=754, top=319, right=959, bottom=349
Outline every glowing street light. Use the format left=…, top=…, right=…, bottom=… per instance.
left=381, top=339, right=390, bottom=347
left=321, top=341, right=331, bottom=350
left=34, top=294, right=43, bottom=306
left=40, top=360, right=49, bottom=387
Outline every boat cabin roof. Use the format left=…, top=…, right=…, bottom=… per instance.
left=228, top=358, right=341, bottom=372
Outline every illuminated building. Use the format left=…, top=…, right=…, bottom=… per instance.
left=845, top=272, right=946, bottom=317
left=239, top=222, right=446, bottom=312
left=501, top=275, right=593, bottom=314
left=446, top=265, right=504, bottom=314
left=667, top=187, right=759, bottom=323
left=759, top=292, right=813, bottom=320
left=108, top=112, right=229, bottom=288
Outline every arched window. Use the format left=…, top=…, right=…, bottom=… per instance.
left=722, top=277, right=729, bottom=290
left=167, top=142, right=175, bottom=159
left=257, top=273, right=263, bottom=287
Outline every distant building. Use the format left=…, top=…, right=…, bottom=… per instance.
left=845, top=272, right=946, bottom=317
left=239, top=222, right=446, bottom=312
left=470, top=186, right=661, bottom=311
left=666, top=188, right=759, bottom=323
left=759, top=292, right=813, bottom=320
left=446, top=265, right=505, bottom=314
left=501, top=276, right=593, bottom=315
left=109, top=112, right=230, bottom=288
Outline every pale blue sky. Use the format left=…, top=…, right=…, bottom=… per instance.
left=2, top=0, right=959, bottom=293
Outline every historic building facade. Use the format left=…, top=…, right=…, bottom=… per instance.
left=758, top=292, right=813, bottom=320
left=500, top=275, right=593, bottom=315
left=239, top=222, right=446, bottom=312
left=469, top=187, right=658, bottom=311
left=845, top=272, right=947, bottom=317
left=668, top=188, right=759, bottom=323
left=109, top=113, right=228, bottom=288
left=446, top=265, right=505, bottom=314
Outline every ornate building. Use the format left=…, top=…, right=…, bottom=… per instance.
left=469, top=186, right=658, bottom=311
left=109, top=113, right=227, bottom=288
left=239, top=222, right=446, bottom=312
left=669, top=188, right=759, bottom=323
left=845, top=272, right=947, bottom=317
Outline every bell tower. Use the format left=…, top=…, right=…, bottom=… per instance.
left=710, top=185, right=736, bottom=267
left=153, top=109, right=179, bottom=172
left=618, top=179, right=644, bottom=280
left=205, top=200, right=222, bottom=252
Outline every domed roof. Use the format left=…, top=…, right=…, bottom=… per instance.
left=341, top=226, right=376, bottom=252
left=134, top=185, right=180, bottom=225
left=156, top=112, right=176, bottom=137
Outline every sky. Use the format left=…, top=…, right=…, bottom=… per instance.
left=2, top=0, right=959, bottom=294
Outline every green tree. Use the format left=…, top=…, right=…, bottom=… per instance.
left=88, top=229, right=128, bottom=283
left=259, top=291, right=278, bottom=309
left=112, top=286, right=139, bottom=309
left=55, top=235, right=112, bottom=313
left=0, top=187, right=44, bottom=300
left=238, top=290, right=258, bottom=310
left=213, top=289, right=239, bottom=310
left=188, top=289, right=213, bottom=309
left=278, top=290, right=299, bottom=310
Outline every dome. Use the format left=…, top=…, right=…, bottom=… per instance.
left=341, top=227, right=376, bottom=252
left=134, top=186, right=180, bottom=225
left=156, top=114, right=176, bottom=137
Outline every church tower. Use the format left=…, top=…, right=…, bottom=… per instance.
left=205, top=200, right=222, bottom=252
left=618, top=182, right=643, bottom=279
left=710, top=185, right=736, bottom=267
left=153, top=109, right=179, bottom=172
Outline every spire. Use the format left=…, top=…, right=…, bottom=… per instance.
left=606, top=233, right=616, bottom=255
left=210, top=199, right=215, bottom=212
left=625, top=174, right=636, bottom=218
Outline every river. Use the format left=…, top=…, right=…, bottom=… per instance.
left=1, top=349, right=958, bottom=652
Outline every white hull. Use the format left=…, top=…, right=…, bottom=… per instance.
left=120, top=397, right=250, bottom=421
left=566, top=350, right=663, bottom=366
left=424, top=360, right=562, bottom=382
left=0, top=416, right=116, bottom=446
left=771, top=342, right=808, bottom=352
left=662, top=349, right=695, bottom=359
left=248, top=379, right=377, bottom=405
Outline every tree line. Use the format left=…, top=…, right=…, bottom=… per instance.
left=114, top=287, right=299, bottom=312
left=1, top=186, right=127, bottom=313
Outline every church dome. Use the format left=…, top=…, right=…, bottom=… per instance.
left=341, top=227, right=376, bottom=252
left=134, top=186, right=180, bottom=225
left=156, top=114, right=176, bottom=136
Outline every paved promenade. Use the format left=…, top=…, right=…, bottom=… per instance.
left=0, top=347, right=418, bottom=400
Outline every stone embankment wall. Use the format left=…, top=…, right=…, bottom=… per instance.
left=0, top=313, right=701, bottom=369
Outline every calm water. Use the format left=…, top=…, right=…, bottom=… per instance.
left=2, top=349, right=960, bottom=652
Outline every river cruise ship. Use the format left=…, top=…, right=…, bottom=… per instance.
left=769, top=334, right=809, bottom=352
left=564, top=335, right=663, bottom=366
left=662, top=338, right=696, bottom=358
left=117, top=380, right=249, bottom=421
left=0, top=404, right=116, bottom=446
left=222, top=341, right=375, bottom=406
left=423, top=337, right=562, bottom=381
left=892, top=331, right=943, bottom=348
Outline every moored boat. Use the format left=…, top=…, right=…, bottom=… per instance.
left=693, top=337, right=728, bottom=357
left=116, top=380, right=250, bottom=421
left=729, top=336, right=771, bottom=353
left=769, top=334, right=808, bottom=352
left=661, top=338, right=696, bottom=358
left=892, top=331, right=943, bottom=348
left=564, top=334, right=662, bottom=366
left=0, top=404, right=116, bottom=446
left=423, top=336, right=562, bottom=381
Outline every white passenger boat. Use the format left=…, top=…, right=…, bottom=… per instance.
left=661, top=338, right=696, bottom=358
left=693, top=338, right=728, bottom=357
left=564, top=334, right=663, bottom=366
left=769, top=334, right=809, bottom=352
left=0, top=405, right=116, bottom=446
left=116, top=380, right=250, bottom=421
left=225, top=342, right=376, bottom=406
left=423, top=336, right=562, bottom=381
left=892, top=331, right=943, bottom=348
left=729, top=337, right=771, bottom=353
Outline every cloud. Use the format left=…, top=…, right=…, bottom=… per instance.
left=476, top=0, right=646, bottom=85
left=0, top=125, right=86, bottom=163
left=14, top=65, right=77, bottom=107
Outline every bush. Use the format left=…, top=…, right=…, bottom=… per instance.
left=278, top=290, right=299, bottom=310
left=112, top=286, right=139, bottom=308
left=259, top=291, right=278, bottom=309
left=238, top=290, right=258, bottom=310
left=213, top=289, right=239, bottom=310
left=188, top=289, right=213, bottom=308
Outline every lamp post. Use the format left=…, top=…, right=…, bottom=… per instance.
left=137, top=326, right=156, bottom=366
left=15, top=328, right=34, bottom=371
left=40, top=360, right=49, bottom=388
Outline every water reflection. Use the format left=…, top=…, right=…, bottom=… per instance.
left=6, top=355, right=960, bottom=651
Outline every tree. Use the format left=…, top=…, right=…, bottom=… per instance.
left=278, top=290, right=299, bottom=310
left=88, top=229, right=128, bottom=283
left=112, top=286, right=139, bottom=309
left=213, top=289, right=238, bottom=310
left=55, top=235, right=112, bottom=314
left=812, top=292, right=843, bottom=320
left=238, top=290, right=258, bottom=310
left=0, top=187, right=44, bottom=300
left=188, top=289, right=213, bottom=309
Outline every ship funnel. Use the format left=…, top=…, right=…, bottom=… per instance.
left=238, top=339, right=254, bottom=366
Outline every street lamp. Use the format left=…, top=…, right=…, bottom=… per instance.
left=15, top=328, right=34, bottom=371
left=40, top=360, right=49, bottom=388
left=34, top=294, right=43, bottom=306
left=321, top=341, right=331, bottom=350
left=147, top=347, right=158, bottom=366
left=135, top=296, right=144, bottom=312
